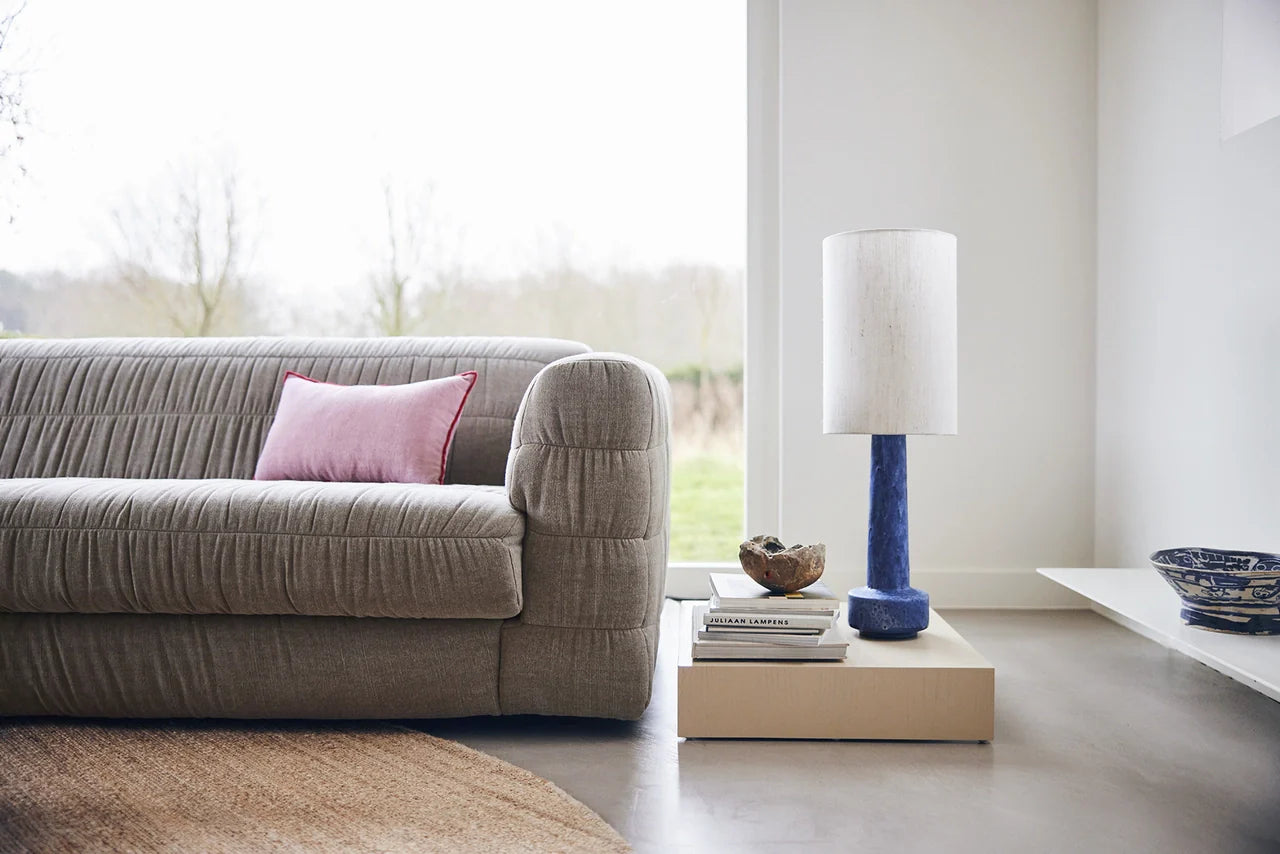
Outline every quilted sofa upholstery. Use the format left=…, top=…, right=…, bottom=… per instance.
left=0, top=479, right=523, bottom=619
left=0, top=337, right=671, bottom=720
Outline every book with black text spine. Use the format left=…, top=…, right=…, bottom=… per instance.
left=701, top=610, right=837, bottom=631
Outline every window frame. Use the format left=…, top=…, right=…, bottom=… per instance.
left=665, top=0, right=779, bottom=599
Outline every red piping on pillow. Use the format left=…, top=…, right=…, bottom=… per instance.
left=441, top=371, right=479, bottom=484
left=282, top=369, right=323, bottom=385
left=278, top=368, right=479, bottom=486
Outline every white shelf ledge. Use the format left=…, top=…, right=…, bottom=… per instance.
left=1038, top=568, right=1280, bottom=703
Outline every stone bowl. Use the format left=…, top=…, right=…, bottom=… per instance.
left=1149, top=547, right=1280, bottom=635
left=738, top=535, right=826, bottom=594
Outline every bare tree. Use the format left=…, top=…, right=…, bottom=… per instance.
left=111, top=166, right=257, bottom=336
left=675, top=263, right=743, bottom=447
left=366, top=181, right=463, bottom=336
left=690, top=263, right=729, bottom=383
left=0, top=1, right=30, bottom=224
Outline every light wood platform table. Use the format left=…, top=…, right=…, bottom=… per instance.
left=677, top=601, right=994, bottom=741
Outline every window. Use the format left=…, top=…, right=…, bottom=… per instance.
left=0, top=0, right=745, bottom=561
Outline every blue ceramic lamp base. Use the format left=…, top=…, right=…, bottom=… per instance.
left=848, top=434, right=931, bottom=640
left=848, top=586, right=930, bottom=640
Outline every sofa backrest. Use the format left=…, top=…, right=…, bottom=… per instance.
left=0, top=336, right=590, bottom=484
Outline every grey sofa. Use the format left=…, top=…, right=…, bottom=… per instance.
left=0, top=337, right=670, bottom=720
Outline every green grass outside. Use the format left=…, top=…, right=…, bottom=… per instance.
left=669, top=452, right=744, bottom=563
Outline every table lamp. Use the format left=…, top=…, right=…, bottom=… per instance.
left=822, top=228, right=957, bottom=640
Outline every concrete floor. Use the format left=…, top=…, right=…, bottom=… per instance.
left=417, top=604, right=1280, bottom=854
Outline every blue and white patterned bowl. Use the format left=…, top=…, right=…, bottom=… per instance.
left=1149, top=547, right=1280, bottom=635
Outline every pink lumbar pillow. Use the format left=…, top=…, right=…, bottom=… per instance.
left=253, top=370, right=478, bottom=484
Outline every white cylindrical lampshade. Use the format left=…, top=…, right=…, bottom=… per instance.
left=822, top=228, right=958, bottom=435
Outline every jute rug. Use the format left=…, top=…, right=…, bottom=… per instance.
left=0, top=720, right=631, bottom=853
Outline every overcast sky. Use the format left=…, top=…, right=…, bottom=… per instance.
left=0, top=0, right=744, bottom=310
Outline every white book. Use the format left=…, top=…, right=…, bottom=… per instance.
left=709, top=606, right=838, bottom=618
left=702, top=611, right=837, bottom=631
left=708, top=572, right=839, bottom=611
left=703, top=625, right=823, bottom=635
left=696, top=631, right=847, bottom=651
left=697, top=628, right=839, bottom=646
left=692, top=645, right=848, bottom=661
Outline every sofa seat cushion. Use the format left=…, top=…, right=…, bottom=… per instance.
left=0, top=479, right=524, bottom=619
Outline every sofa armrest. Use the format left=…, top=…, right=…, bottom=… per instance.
left=505, top=353, right=671, bottom=630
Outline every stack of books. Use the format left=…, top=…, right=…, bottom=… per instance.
left=692, top=572, right=849, bottom=661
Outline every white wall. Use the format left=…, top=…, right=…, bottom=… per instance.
left=1096, top=0, right=1280, bottom=565
left=769, top=0, right=1098, bottom=606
